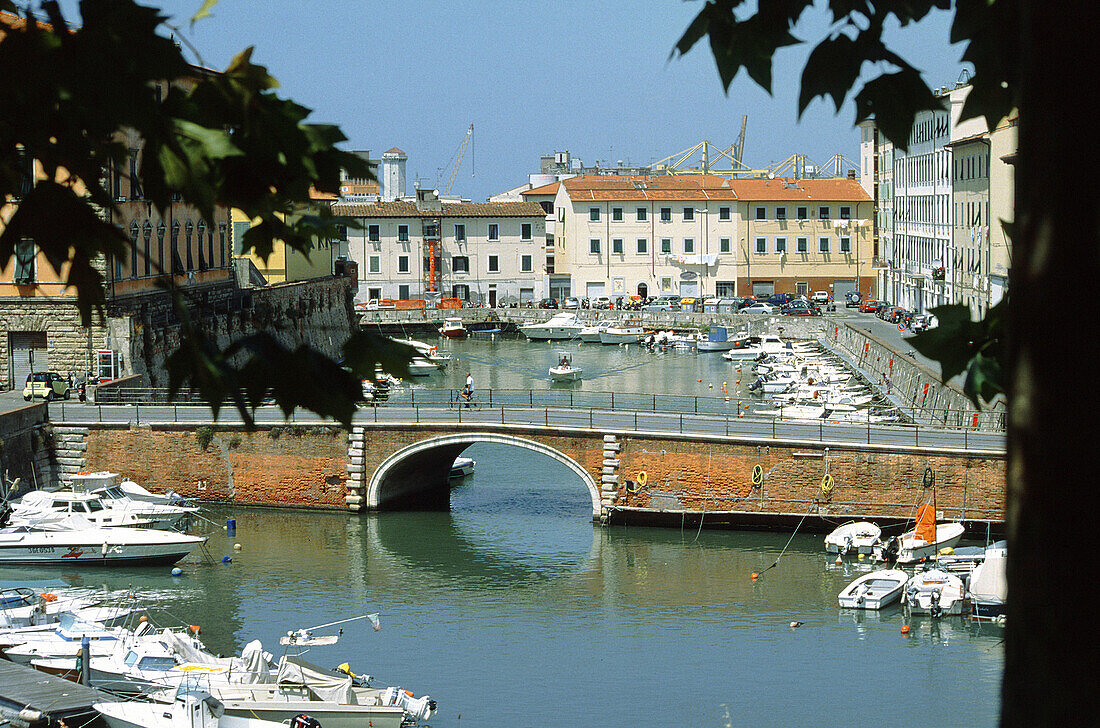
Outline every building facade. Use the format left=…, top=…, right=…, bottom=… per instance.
left=334, top=190, right=546, bottom=306
left=547, top=174, right=872, bottom=302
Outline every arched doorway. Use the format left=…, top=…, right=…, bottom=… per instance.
left=637, top=282, right=648, bottom=299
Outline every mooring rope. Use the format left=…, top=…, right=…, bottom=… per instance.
left=755, top=511, right=811, bottom=578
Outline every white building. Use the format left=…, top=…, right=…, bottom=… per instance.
left=333, top=189, right=546, bottom=306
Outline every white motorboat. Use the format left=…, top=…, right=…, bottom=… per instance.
left=696, top=326, right=750, bottom=352
left=390, top=338, right=451, bottom=366
left=9, top=491, right=158, bottom=529
left=549, top=353, right=583, bottom=382
left=723, top=335, right=812, bottom=360
left=968, top=542, right=1007, bottom=621
left=438, top=318, right=467, bottom=339
left=75, top=478, right=199, bottom=530
left=837, top=569, right=909, bottom=609
left=0, top=515, right=206, bottom=566
left=96, top=690, right=287, bottom=728
left=406, top=357, right=439, bottom=377
left=578, top=321, right=609, bottom=343
left=519, top=312, right=584, bottom=341
left=3, top=616, right=152, bottom=664
left=449, top=457, right=476, bottom=479
left=71, top=472, right=184, bottom=506
left=903, top=568, right=966, bottom=616
left=599, top=324, right=644, bottom=345
left=824, top=521, right=882, bottom=555
left=874, top=506, right=966, bottom=563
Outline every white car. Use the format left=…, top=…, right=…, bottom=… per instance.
left=592, top=296, right=612, bottom=309
left=811, top=291, right=830, bottom=304
left=738, top=302, right=779, bottom=314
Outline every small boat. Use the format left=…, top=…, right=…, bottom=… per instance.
left=598, top=324, right=644, bottom=345
left=390, top=338, right=452, bottom=365
left=578, top=321, right=610, bottom=343
left=71, top=472, right=184, bottom=506
left=824, top=521, right=882, bottom=555
left=406, top=357, right=439, bottom=377
left=837, top=569, right=909, bottom=609
left=967, top=542, right=1007, bottom=621
left=96, top=690, right=287, bottom=728
left=449, top=457, right=476, bottom=479
left=549, top=353, right=583, bottom=382
left=0, top=515, right=206, bottom=566
left=874, top=505, right=966, bottom=564
left=519, top=312, right=583, bottom=341
left=722, top=335, right=810, bottom=360
left=439, top=318, right=467, bottom=339
left=903, top=568, right=966, bottom=616
left=696, top=326, right=749, bottom=352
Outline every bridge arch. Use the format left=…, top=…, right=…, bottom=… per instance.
left=366, top=432, right=601, bottom=518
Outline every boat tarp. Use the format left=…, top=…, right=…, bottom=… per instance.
left=238, top=639, right=274, bottom=683
left=277, top=655, right=354, bottom=703
left=914, top=504, right=936, bottom=542
left=161, top=628, right=223, bottom=666
left=969, top=552, right=1008, bottom=602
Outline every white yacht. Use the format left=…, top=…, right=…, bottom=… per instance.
left=519, top=312, right=584, bottom=341
left=8, top=491, right=157, bottom=529
left=598, top=324, right=644, bottom=345
left=0, top=515, right=206, bottom=566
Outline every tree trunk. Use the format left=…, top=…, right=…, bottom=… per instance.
left=1004, top=2, right=1098, bottom=725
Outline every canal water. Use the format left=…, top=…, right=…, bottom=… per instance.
left=2, top=443, right=1003, bottom=727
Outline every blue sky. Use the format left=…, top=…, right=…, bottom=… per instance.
left=61, top=1, right=969, bottom=200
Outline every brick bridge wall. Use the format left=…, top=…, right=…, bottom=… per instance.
left=67, top=424, right=1004, bottom=526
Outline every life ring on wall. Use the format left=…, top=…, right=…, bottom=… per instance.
left=636, top=471, right=648, bottom=488
left=751, top=464, right=764, bottom=487
left=821, top=473, right=835, bottom=495
left=922, top=467, right=935, bottom=489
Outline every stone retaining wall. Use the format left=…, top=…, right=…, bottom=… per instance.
left=0, top=403, right=55, bottom=494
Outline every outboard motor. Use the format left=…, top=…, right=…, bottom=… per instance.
left=881, top=537, right=900, bottom=563
left=290, top=716, right=322, bottom=728
left=749, top=376, right=764, bottom=392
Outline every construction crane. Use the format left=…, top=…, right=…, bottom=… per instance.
left=442, top=124, right=474, bottom=196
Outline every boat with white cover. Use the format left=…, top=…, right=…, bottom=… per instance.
left=902, top=568, right=966, bottom=616
left=0, top=515, right=206, bottom=566
left=578, top=321, right=610, bottom=343
left=3, top=616, right=154, bottom=664
left=723, top=335, right=812, bottom=360
left=824, top=521, right=882, bottom=555
left=9, top=491, right=157, bottom=529
left=438, top=318, right=467, bottom=339
left=837, top=569, right=909, bottom=609
left=967, top=542, right=1007, bottom=621
left=874, top=505, right=966, bottom=563
left=406, top=357, right=439, bottom=377
left=549, top=353, right=583, bottom=382
left=67, top=474, right=198, bottom=529
left=519, top=312, right=583, bottom=341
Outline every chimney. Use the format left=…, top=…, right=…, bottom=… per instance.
left=847, top=170, right=857, bottom=180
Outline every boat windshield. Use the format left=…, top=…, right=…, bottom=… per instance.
left=137, top=656, right=177, bottom=671
left=124, top=650, right=140, bottom=666
left=86, top=499, right=105, bottom=512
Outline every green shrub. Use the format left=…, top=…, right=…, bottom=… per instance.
left=196, top=426, right=214, bottom=451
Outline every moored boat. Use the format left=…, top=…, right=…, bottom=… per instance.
left=519, top=312, right=583, bottom=341
left=0, top=516, right=206, bottom=566
left=696, top=326, right=749, bottom=352
left=438, top=318, right=467, bottom=339
left=449, top=457, right=476, bottom=479
left=837, top=569, right=909, bottom=609
left=967, top=542, right=1007, bottom=621
left=598, top=324, right=643, bottom=345
left=824, top=521, right=882, bottom=555
left=874, top=505, right=965, bottom=563
left=902, top=568, right=966, bottom=616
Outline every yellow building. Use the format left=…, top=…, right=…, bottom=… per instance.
left=231, top=191, right=339, bottom=284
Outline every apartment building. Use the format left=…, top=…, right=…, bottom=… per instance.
left=548, top=174, right=872, bottom=301
left=333, top=189, right=546, bottom=306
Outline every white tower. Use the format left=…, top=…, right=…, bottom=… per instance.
left=382, top=147, right=407, bottom=201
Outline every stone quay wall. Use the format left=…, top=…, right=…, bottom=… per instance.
left=0, top=402, right=56, bottom=496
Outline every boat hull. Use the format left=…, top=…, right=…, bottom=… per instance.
left=549, top=367, right=582, bottom=382
left=598, top=329, right=642, bottom=345
left=0, top=529, right=205, bottom=567
left=222, top=702, right=406, bottom=728
left=521, top=327, right=581, bottom=341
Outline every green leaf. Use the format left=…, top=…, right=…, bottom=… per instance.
left=853, top=69, right=943, bottom=151
left=342, top=330, right=420, bottom=381
left=908, top=304, right=980, bottom=383
left=908, top=300, right=1006, bottom=408
left=799, top=25, right=906, bottom=114
left=191, top=0, right=218, bottom=26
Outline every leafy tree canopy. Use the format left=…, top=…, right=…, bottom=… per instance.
left=0, top=0, right=411, bottom=427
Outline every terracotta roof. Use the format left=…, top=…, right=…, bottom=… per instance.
left=331, top=200, right=545, bottom=218
left=308, top=188, right=337, bottom=201
left=383, top=147, right=406, bottom=156
left=1, top=10, right=54, bottom=37
left=725, top=178, right=871, bottom=202
left=945, top=132, right=989, bottom=147
left=557, top=173, right=871, bottom=203
left=522, top=181, right=560, bottom=196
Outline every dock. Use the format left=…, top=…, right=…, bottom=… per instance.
left=0, top=659, right=107, bottom=726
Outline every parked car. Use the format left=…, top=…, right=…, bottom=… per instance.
left=811, top=290, right=830, bottom=305
left=910, top=313, right=939, bottom=332
left=766, top=292, right=797, bottom=307
left=561, top=297, right=580, bottom=309
left=591, top=296, right=612, bottom=309
left=738, top=302, right=779, bottom=314
left=875, top=301, right=894, bottom=318
left=859, top=298, right=879, bottom=313
left=643, top=295, right=681, bottom=311
left=537, top=297, right=558, bottom=309
left=845, top=290, right=863, bottom=307
left=887, top=306, right=909, bottom=323
left=363, top=298, right=396, bottom=310
left=781, top=302, right=818, bottom=316
left=23, top=372, right=70, bottom=401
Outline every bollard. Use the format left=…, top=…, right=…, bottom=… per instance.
left=80, top=636, right=90, bottom=685
left=226, top=518, right=236, bottom=536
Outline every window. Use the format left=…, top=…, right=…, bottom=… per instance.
left=368, top=255, right=380, bottom=273
left=129, top=222, right=139, bottom=276
left=776, top=207, right=787, bottom=220
left=796, top=282, right=809, bottom=296
left=840, top=236, right=851, bottom=253
left=398, top=284, right=410, bottom=300
left=589, top=207, right=601, bottom=221
left=454, top=224, right=466, bottom=242
left=716, top=281, right=736, bottom=297
left=636, top=238, right=648, bottom=254
left=612, top=207, right=623, bottom=221
left=453, top=284, right=469, bottom=301
left=143, top=221, right=152, bottom=276
left=775, top=237, right=787, bottom=254
left=218, top=223, right=226, bottom=266
left=660, top=277, right=672, bottom=292
left=488, top=255, right=499, bottom=273
left=755, top=206, right=766, bottom=220
left=797, top=206, right=808, bottom=220
left=589, top=238, right=601, bottom=254
left=521, top=223, right=532, bottom=240
left=683, top=238, right=694, bottom=254
left=185, top=220, right=193, bottom=269
left=660, top=207, right=672, bottom=222
left=398, top=255, right=409, bottom=273
left=520, top=254, right=533, bottom=272
left=636, top=207, right=647, bottom=221
left=840, top=206, right=851, bottom=219
left=683, top=207, right=694, bottom=221
left=196, top=220, right=206, bottom=270
left=612, top=238, right=624, bottom=254
left=368, top=224, right=379, bottom=242
left=719, top=207, right=730, bottom=221
left=819, top=237, right=830, bottom=253
left=719, top=237, right=730, bottom=254
left=368, top=287, right=382, bottom=299
left=397, top=224, right=409, bottom=242
left=797, top=237, right=808, bottom=253
left=756, top=237, right=767, bottom=254
left=539, top=201, right=552, bottom=214
left=157, top=221, right=166, bottom=271
left=171, top=221, right=181, bottom=273
left=818, top=206, right=830, bottom=220
left=452, top=256, right=469, bottom=273
left=129, top=150, right=142, bottom=199
left=660, top=238, right=672, bottom=254
left=14, top=237, right=35, bottom=283
left=488, top=223, right=499, bottom=241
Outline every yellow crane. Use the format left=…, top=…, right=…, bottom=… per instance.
left=442, top=124, right=474, bottom=195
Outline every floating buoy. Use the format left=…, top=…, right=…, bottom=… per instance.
left=724, top=397, right=729, bottom=402
left=835, top=555, right=843, bottom=565
left=171, top=567, right=182, bottom=576
left=189, top=625, right=201, bottom=635
left=709, top=383, right=713, bottom=389
left=750, top=572, right=759, bottom=581
left=900, top=625, right=911, bottom=634
left=723, top=382, right=727, bottom=386
left=736, top=379, right=740, bottom=384
left=233, top=543, right=242, bottom=551
left=857, top=553, right=865, bottom=561
left=221, top=555, right=232, bottom=563
left=697, top=378, right=702, bottom=382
